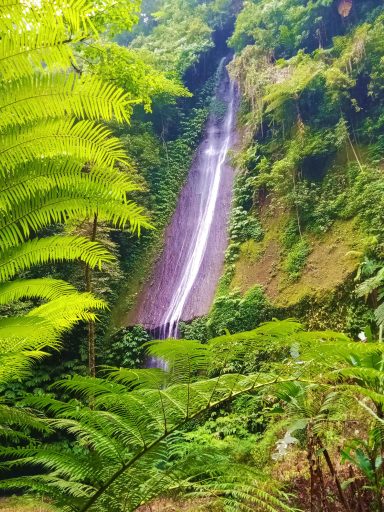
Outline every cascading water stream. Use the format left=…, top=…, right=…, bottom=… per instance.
left=161, top=79, right=236, bottom=338
left=134, top=59, right=238, bottom=344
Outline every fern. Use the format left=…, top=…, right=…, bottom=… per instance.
left=0, top=74, right=134, bottom=128
left=0, top=365, right=293, bottom=511
left=0, top=236, right=113, bottom=281
left=0, top=0, right=155, bottom=413
left=0, top=0, right=95, bottom=79
left=3, top=321, right=370, bottom=510
left=0, top=119, right=127, bottom=172
left=0, top=28, right=76, bottom=80
left=0, top=158, right=140, bottom=213
left=0, top=278, right=78, bottom=304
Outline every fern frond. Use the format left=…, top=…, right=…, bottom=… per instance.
left=302, top=341, right=384, bottom=369
left=0, top=0, right=94, bottom=35
left=147, top=338, right=210, bottom=383
left=0, top=74, right=134, bottom=129
left=87, top=199, right=152, bottom=234
left=0, top=403, right=51, bottom=439
left=0, top=294, right=105, bottom=343
left=375, top=303, right=384, bottom=326
left=104, top=367, right=166, bottom=390
left=2, top=370, right=292, bottom=511
left=356, top=269, right=384, bottom=298
left=0, top=158, right=139, bottom=212
left=0, top=318, right=61, bottom=383
left=0, top=317, right=61, bottom=345
left=0, top=473, right=94, bottom=501
left=27, top=293, right=107, bottom=325
left=0, top=0, right=99, bottom=79
left=0, top=292, right=105, bottom=382
left=0, top=26, right=75, bottom=80
left=0, top=119, right=127, bottom=173
left=0, top=278, right=77, bottom=304
left=189, top=473, right=295, bottom=512
left=0, top=191, right=150, bottom=249
left=0, top=236, right=113, bottom=281
left=205, top=320, right=347, bottom=372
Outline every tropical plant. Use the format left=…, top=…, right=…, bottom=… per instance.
left=0, top=0, right=155, bottom=372
left=342, top=429, right=384, bottom=512
left=272, top=381, right=351, bottom=511
left=0, top=326, right=303, bottom=512
left=4, top=319, right=384, bottom=510
left=356, top=263, right=384, bottom=340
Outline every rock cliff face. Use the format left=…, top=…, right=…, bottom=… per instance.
left=133, top=62, right=238, bottom=337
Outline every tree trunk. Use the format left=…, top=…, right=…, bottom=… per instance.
left=319, top=439, right=351, bottom=511
left=308, top=427, right=317, bottom=512
left=348, top=465, right=364, bottom=512
left=85, top=214, right=98, bottom=377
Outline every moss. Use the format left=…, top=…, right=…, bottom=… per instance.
left=276, top=218, right=368, bottom=307
left=231, top=206, right=288, bottom=299
left=0, top=498, right=55, bottom=511
left=231, top=212, right=368, bottom=312
left=282, top=276, right=375, bottom=337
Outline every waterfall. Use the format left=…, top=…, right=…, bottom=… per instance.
left=134, top=59, right=238, bottom=343
left=161, top=79, right=237, bottom=338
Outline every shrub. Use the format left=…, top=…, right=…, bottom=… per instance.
left=283, top=238, right=311, bottom=281
left=179, top=316, right=210, bottom=341
left=208, top=286, right=273, bottom=336
left=102, top=325, right=151, bottom=368
left=229, top=206, right=263, bottom=244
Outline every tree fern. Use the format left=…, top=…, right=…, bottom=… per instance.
left=0, top=236, right=113, bottom=281
left=0, top=74, right=135, bottom=129
left=3, top=320, right=371, bottom=510
left=0, top=0, right=154, bottom=358
left=0, top=354, right=294, bottom=511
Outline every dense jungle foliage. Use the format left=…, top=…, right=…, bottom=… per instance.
left=2, top=0, right=384, bottom=511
